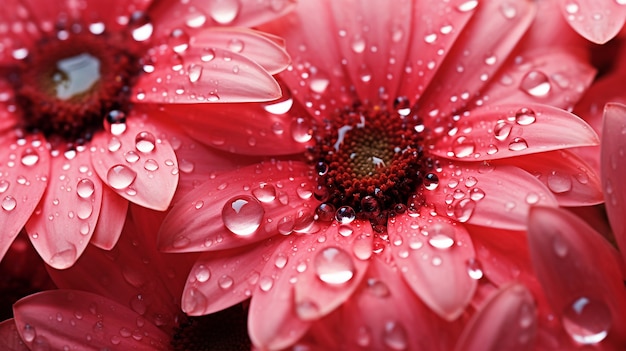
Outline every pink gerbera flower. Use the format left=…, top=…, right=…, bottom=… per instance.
left=0, top=0, right=294, bottom=268
left=158, top=0, right=603, bottom=349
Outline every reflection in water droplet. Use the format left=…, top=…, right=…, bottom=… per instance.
left=106, top=165, right=137, bottom=190
left=22, top=324, right=36, bottom=342
left=194, top=265, right=211, bottom=283
left=252, top=183, right=276, bottom=203
left=314, top=247, right=355, bottom=285
left=520, top=71, right=551, bottom=97
left=188, top=64, right=203, bottom=83
left=218, top=275, right=234, bottom=289
left=466, top=259, right=483, bottom=279
left=76, top=179, right=95, bottom=198
left=515, top=107, right=536, bottom=126
left=135, top=131, right=156, bottom=153
left=221, top=195, right=264, bottom=236
left=562, top=297, right=611, bottom=345
left=21, top=148, right=40, bottom=166
left=508, top=137, right=528, bottom=151
left=209, top=0, right=241, bottom=24
left=2, top=196, right=17, bottom=211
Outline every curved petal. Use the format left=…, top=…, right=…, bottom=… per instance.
left=0, top=0, right=41, bottom=66
left=416, top=0, right=536, bottom=123
left=25, top=148, right=103, bottom=270
left=480, top=48, right=596, bottom=111
left=454, top=284, right=537, bottom=351
left=0, top=133, right=49, bottom=262
left=423, top=161, right=558, bottom=230
left=387, top=209, right=476, bottom=321
left=601, top=103, right=626, bottom=263
left=431, top=104, right=599, bottom=161
left=13, top=290, right=169, bottom=350
left=91, top=116, right=179, bottom=211
left=559, top=0, right=626, bottom=44
left=497, top=150, right=603, bottom=206
left=131, top=47, right=281, bottom=103
left=527, top=206, right=626, bottom=344
left=0, top=80, right=19, bottom=132
left=158, top=161, right=314, bottom=252
left=89, top=185, right=128, bottom=250
left=0, top=320, right=29, bottom=351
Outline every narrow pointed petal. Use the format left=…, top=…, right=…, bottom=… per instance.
left=89, top=186, right=128, bottom=250
left=25, top=149, right=103, bottom=269
left=424, top=161, right=557, bottom=230
left=388, top=210, right=476, bottom=321
left=91, top=116, right=179, bottom=211
left=527, top=207, right=626, bottom=344
left=559, top=0, right=626, bottom=44
left=498, top=150, right=603, bottom=206
left=416, top=0, right=535, bottom=122
left=131, top=47, right=280, bottom=103
left=431, top=104, right=599, bottom=161
left=601, top=103, right=626, bottom=263
left=158, top=161, right=313, bottom=252
left=481, top=48, right=595, bottom=111
left=0, top=134, right=49, bottom=262
left=0, top=320, right=29, bottom=351
left=455, top=284, right=537, bottom=351
left=13, top=290, right=169, bottom=350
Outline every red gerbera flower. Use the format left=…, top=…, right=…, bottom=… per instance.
left=0, top=0, right=294, bottom=268
left=157, top=0, right=604, bottom=349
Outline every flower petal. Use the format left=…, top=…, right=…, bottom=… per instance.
left=387, top=209, right=476, bottom=321
left=497, top=150, right=603, bottom=206
left=431, top=103, right=599, bottom=161
left=132, top=47, right=281, bottom=103
left=89, top=186, right=128, bottom=250
left=91, top=116, right=179, bottom=211
left=0, top=0, right=41, bottom=66
left=527, top=206, right=626, bottom=344
left=0, top=319, right=29, bottom=351
left=423, top=161, right=558, bottom=230
left=454, top=284, right=537, bottom=351
left=13, top=290, right=170, bottom=350
left=25, top=148, right=102, bottom=270
left=480, top=48, right=596, bottom=111
left=0, top=80, right=19, bottom=132
left=416, top=0, right=536, bottom=123
left=158, top=161, right=313, bottom=252
left=601, top=103, right=626, bottom=263
left=0, top=133, right=49, bottom=262
left=559, top=0, right=626, bottom=44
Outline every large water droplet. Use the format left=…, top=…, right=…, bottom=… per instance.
left=22, top=324, right=36, bottom=342
left=335, top=206, right=356, bottom=224
left=425, top=222, right=457, bottom=249
left=547, top=171, right=573, bottom=194
left=291, top=117, right=313, bottom=143
left=508, top=137, right=528, bottom=151
left=520, top=71, right=551, bottom=97
left=193, top=265, right=211, bottom=283
left=562, top=297, right=611, bottom=345
left=76, top=179, right=95, bottom=198
left=466, top=259, right=483, bottom=279
left=383, top=321, right=408, bottom=350
left=188, top=64, right=203, bottom=83
left=424, top=173, right=439, bottom=190
left=21, top=148, right=39, bottom=166
left=221, top=195, right=264, bottom=236
left=515, top=107, right=536, bottom=126
left=314, top=247, right=355, bottom=285
left=169, top=28, right=190, bottom=53
left=452, top=136, right=475, bottom=158
left=106, top=165, right=137, bottom=190
left=135, top=131, right=156, bottom=153
left=2, top=196, right=17, bottom=211
left=209, top=0, right=241, bottom=24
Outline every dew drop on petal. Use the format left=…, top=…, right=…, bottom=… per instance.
left=425, top=222, right=456, bottom=249
left=466, top=258, right=483, bottom=279
left=508, top=137, right=528, bottom=151
left=547, top=171, right=573, bottom=194
left=144, top=159, right=159, bottom=172
left=520, top=71, right=551, bottom=97
left=515, top=107, right=536, bottom=126
left=291, top=117, right=313, bottom=143
left=258, top=276, right=274, bottom=292
left=314, top=247, right=355, bottom=285
left=296, top=299, right=320, bottom=320
left=188, top=64, right=203, bottom=83
left=76, top=179, right=95, bottom=198
left=383, top=321, right=408, bottom=350
left=494, top=122, right=512, bottom=141
left=423, top=173, right=439, bottom=190
left=21, top=148, right=39, bottom=166
left=193, top=265, right=211, bottom=283
left=218, top=275, right=234, bottom=290
left=135, top=131, right=156, bottom=153
left=352, top=234, right=372, bottom=260
left=49, top=245, right=77, bottom=267
left=22, top=324, right=36, bottom=342
left=221, top=195, right=264, bottom=236
left=335, top=206, right=356, bottom=224
left=252, top=183, right=276, bottom=203
left=124, top=151, right=140, bottom=163
left=561, top=297, right=611, bottom=345
left=208, top=0, right=241, bottom=24
left=2, top=196, right=17, bottom=211
left=355, top=326, right=372, bottom=347
left=454, top=198, right=476, bottom=222
left=106, top=165, right=137, bottom=190
left=0, top=180, right=9, bottom=193
left=169, top=28, right=190, bottom=53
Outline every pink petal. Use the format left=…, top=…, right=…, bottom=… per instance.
left=527, top=206, right=626, bottom=344
left=189, top=27, right=290, bottom=75
left=601, top=103, right=626, bottom=263
left=90, top=115, right=179, bottom=211
left=400, top=0, right=476, bottom=106
left=423, top=161, right=558, bottom=230
left=25, top=148, right=102, bottom=269
left=182, top=238, right=283, bottom=315
left=0, top=80, right=19, bottom=132
left=89, top=185, right=128, bottom=250
left=431, top=103, right=599, bottom=161
left=497, top=150, right=603, bottom=206
left=387, top=210, right=476, bottom=321
left=559, top=0, right=626, bottom=44
left=480, top=48, right=596, bottom=111
left=0, top=133, right=49, bottom=262
left=166, top=93, right=314, bottom=156
left=131, top=47, right=281, bottom=103
left=158, top=161, right=314, bottom=252
left=416, top=0, right=536, bottom=123
left=0, top=320, right=29, bottom=351
left=13, top=290, right=169, bottom=350
left=454, top=284, right=537, bottom=351
left=0, top=0, right=41, bottom=66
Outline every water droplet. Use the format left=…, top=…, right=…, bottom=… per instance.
left=218, top=275, right=234, bottom=289
left=188, top=64, right=203, bottom=83
left=22, top=324, right=36, bottom=342
left=352, top=234, right=372, bottom=260
left=194, top=265, right=211, bottom=283
left=335, top=206, right=356, bottom=224
left=309, top=75, right=330, bottom=94
left=222, top=195, right=264, bottom=236
left=0, top=180, right=9, bottom=193
left=355, top=326, right=372, bottom=347
left=209, top=0, right=241, bottom=24
left=366, top=278, right=390, bottom=297
left=565, top=1, right=580, bottom=13
left=383, top=321, right=408, bottom=350
left=351, top=34, right=366, bottom=53
left=228, top=38, right=245, bottom=53
left=508, top=137, right=528, bottom=151
left=424, top=173, right=439, bottom=190
left=130, top=16, right=153, bottom=42
left=454, top=199, right=476, bottom=222
left=425, top=222, right=456, bottom=249
left=500, top=2, right=517, bottom=18
left=452, top=136, right=475, bottom=158
left=135, top=131, right=156, bottom=153
left=466, top=259, right=483, bottom=279
left=144, top=159, right=159, bottom=171
left=274, top=253, right=288, bottom=269
left=185, top=12, right=207, bottom=28
left=494, top=122, right=512, bottom=141
left=562, top=297, right=611, bottom=345
left=2, top=196, right=16, bottom=211
left=251, top=183, right=276, bottom=203
left=201, top=48, right=216, bottom=62
left=76, top=179, right=95, bottom=198
left=259, top=276, right=274, bottom=291
left=547, top=171, right=573, bottom=193
left=314, top=247, right=355, bottom=285
left=77, top=201, right=93, bottom=219
left=124, top=151, right=140, bottom=163
left=291, top=117, right=313, bottom=143
left=520, top=71, right=551, bottom=97
left=21, top=148, right=39, bottom=166
left=106, top=165, right=137, bottom=190
left=169, top=28, right=190, bottom=53
left=457, top=0, right=478, bottom=12
left=277, top=216, right=295, bottom=235
left=296, top=299, right=320, bottom=320
left=515, top=107, right=536, bottom=125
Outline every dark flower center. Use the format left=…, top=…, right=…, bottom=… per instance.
left=171, top=305, right=251, bottom=351
left=10, top=30, right=142, bottom=143
left=310, top=98, right=436, bottom=229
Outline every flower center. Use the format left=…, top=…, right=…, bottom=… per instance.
left=171, top=305, right=250, bottom=351
left=12, top=31, right=141, bottom=143
left=311, top=99, right=434, bottom=229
